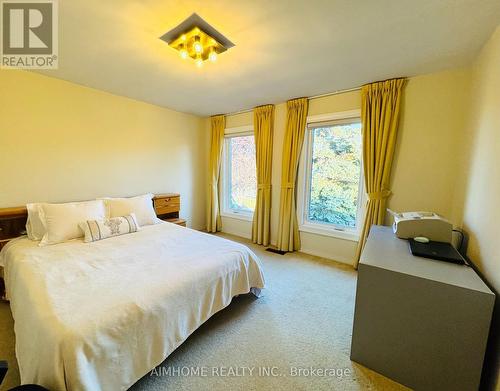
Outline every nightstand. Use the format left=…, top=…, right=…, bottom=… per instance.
left=0, top=240, right=10, bottom=251
left=153, top=194, right=186, bottom=227
left=0, top=206, right=28, bottom=301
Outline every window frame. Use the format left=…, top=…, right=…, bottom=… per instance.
left=297, top=110, right=365, bottom=242
left=220, top=126, right=256, bottom=222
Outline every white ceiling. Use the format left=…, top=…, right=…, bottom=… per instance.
left=36, top=0, right=500, bottom=116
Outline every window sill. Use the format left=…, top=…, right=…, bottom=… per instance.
left=299, top=223, right=359, bottom=242
left=220, top=211, right=254, bottom=222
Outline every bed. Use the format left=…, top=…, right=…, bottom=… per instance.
left=0, top=222, right=265, bottom=391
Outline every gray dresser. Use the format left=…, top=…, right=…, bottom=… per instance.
left=351, top=225, right=495, bottom=390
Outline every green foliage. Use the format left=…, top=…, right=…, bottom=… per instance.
left=226, top=124, right=361, bottom=227
left=308, top=123, right=361, bottom=228
left=229, top=135, right=257, bottom=212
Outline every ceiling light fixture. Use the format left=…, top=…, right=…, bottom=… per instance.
left=208, top=48, right=217, bottom=63
left=195, top=55, right=203, bottom=68
left=179, top=44, right=188, bottom=59
left=193, top=36, right=203, bottom=54
left=160, top=13, right=234, bottom=67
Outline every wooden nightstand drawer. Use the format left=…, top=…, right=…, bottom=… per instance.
left=154, top=196, right=180, bottom=215
left=153, top=193, right=186, bottom=226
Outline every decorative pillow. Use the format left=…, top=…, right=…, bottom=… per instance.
left=38, top=200, right=107, bottom=246
left=26, top=203, right=46, bottom=241
left=99, top=193, right=157, bottom=226
left=79, top=214, right=139, bottom=243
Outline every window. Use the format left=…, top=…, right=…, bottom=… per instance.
left=299, top=114, right=363, bottom=239
left=222, top=131, right=257, bottom=219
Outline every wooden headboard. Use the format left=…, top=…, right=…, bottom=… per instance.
left=0, top=206, right=28, bottom=250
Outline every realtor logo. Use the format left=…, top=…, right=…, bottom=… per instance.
left=1, top=0, right=58, bottom=68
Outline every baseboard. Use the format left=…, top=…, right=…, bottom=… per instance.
left=221, top=231, right=353, bottom=266
left=298, top=245, right=353, bottom=266
left=220, top=228, right=252, bottom=240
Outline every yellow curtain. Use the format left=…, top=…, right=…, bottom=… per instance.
left=276, top=98, right=309, bottom=252
left=252, top=105, right=275, bottom=245
left=207, top=115, right=225, bottom=233
left=354, top=78, right=406, bottom=267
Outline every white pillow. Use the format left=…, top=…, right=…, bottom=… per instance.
left=26, top=203, right=46, bottom=241
left=79, top=213, right=140, bottom=243
left=39, top=200, right=106, bottom=246
left=100, top=194, right=157, bottom=226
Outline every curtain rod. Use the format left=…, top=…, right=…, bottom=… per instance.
left=224, top=86, right=362, bottom=117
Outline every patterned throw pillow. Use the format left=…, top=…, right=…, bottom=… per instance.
left=79, top=213, right=140, bottom=243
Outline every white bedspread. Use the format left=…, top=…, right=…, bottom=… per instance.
left=0, top=223, right=265, bottom=391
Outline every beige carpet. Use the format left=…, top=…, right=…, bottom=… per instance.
left=0, top=233, right=407, bottom=391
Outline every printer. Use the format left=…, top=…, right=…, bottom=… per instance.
left=388, top=210, right=453, bottom=243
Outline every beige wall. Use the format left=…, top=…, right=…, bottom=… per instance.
left=0, top=70, right=208, bottom=230
left=459, top=26, right=500, bottom=293
left=390, top=68, right=471, bottom=225
left=456, top=27, right=500, bottom=390
left=217, top=68, right=471, bottom=264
